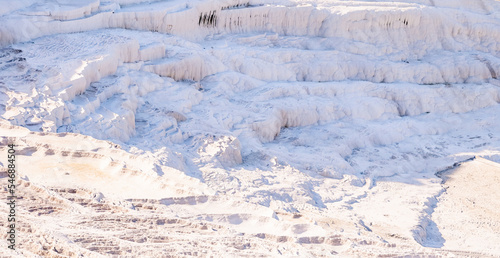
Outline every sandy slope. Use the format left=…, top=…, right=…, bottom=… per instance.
left=1, top=0, right=500, bottom=256
left=433, top=157, right=500, bottom=254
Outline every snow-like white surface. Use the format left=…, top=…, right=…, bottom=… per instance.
left=1, top=0, right=500, bottom=256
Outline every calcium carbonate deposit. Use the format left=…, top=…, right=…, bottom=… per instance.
left=1, top=0, right=500, bottom=256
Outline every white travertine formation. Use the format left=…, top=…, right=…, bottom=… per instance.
left=1, top=0, right=500, bottom=256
